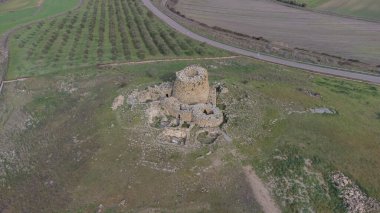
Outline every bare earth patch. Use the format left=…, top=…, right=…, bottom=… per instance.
left=37, top=0, right=45, bottom=7
left=243, top=166, right=281, bottom=213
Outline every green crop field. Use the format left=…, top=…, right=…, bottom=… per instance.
left=0, top=0, right=78, bottom=34
left=296, top=0, right=380, bottom=21
left=7, top=0, right=225, bottom=79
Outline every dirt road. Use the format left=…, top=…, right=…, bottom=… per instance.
left=142, top=0, right=380, bottom=85
left=97, top=56, right=240, bottom=67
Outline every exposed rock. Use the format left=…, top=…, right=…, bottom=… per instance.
left=97, top=204, right=104, bottom=213
left=309, top=107, right=336, bottom=114
left=119, top=199, right=127, bottom=207
left=296, top=88, right=321, bottom=98
left=158, top=128, right=187, bottom=145
left=111, top=95, right=125, bottom=111
left=331, top=171, right=380, bottom=213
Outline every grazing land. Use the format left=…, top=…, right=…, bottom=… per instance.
left=174, top=0, right=380, bottom=65
left=0, top=0, right=78, bottom=34
left=1, top=57, right=380, bottom=212
left=296, top=0, right=380, bottom=21
left=7, top=0, right=225, bottom=79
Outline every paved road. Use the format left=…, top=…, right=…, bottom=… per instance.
left=142, top=0, right=380, bottom=84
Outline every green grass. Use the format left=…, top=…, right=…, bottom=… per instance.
left=0, top=58, right=262, bottom=212
left=1, top=57, right=380, bottom=211
left=7, top=0, right=227, bottom=79
left=0, top=0, right=78, bottom=34
left=221, top=60, right=380, bottom=211
left=1, top=0, right=380, bottom=209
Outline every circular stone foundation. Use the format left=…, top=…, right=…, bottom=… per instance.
left=192, top=104, right=223, bottom=128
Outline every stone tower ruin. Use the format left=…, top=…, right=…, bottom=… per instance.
left=172, top=65, right=210, bottom=105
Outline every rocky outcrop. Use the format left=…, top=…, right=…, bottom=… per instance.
left=331, top=172, right=380, bottom=213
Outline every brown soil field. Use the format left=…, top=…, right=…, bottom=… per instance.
left=175, top=0, right=380, bottom=65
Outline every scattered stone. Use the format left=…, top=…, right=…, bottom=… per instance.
left=196, top=129, right=220, bottom=145
left=112, top=95, right=125, bottom=111
left=97, top=204, right=104, bottom=213
left=331, top=171, right=380, bottom=213
left=119, top=199, right=127, bottom=207
left=158, top=128, right=187, bottom=145
left=309, top=107, right=336, bottom=114
left=297, top=88, right=321, bottom=98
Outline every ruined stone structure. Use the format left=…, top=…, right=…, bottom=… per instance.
left=192, top=103, right=223, bottom=128
left=172, top=65, right=210, bottom=104
left=128, top=65, right=226, bottom=145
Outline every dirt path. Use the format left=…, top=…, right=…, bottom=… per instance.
left=37, top=0, right=45, bottom=7
left=97, top=56, right=240, bottom=68
left=243, top=166, right=281, bottom=213
left=3, top=78, right=29, bottom=84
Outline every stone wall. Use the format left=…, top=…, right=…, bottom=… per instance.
left=172, top=65, right=210, bottom=104
left=161, top=97, right=193, bottom=122
left=208, top=86, right=217, bottom=106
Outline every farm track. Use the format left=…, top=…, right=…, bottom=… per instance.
left=97, top=56, right=240, bottom=67
left=142, top=0, right=380, bottom=85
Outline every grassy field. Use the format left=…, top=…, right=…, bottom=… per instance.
left=7, top=0, right=226, bottom=79
left=296, top=0, right=380, bottom=21
left=174, top=0, right=380, bottom=65
left=0, top=0, right=78, bottom=34
left=1, top=57, right=380, bottom=211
